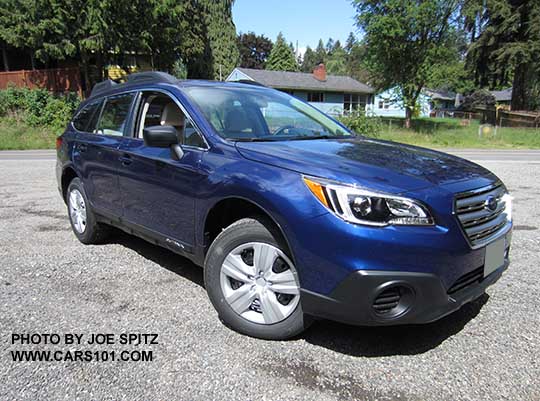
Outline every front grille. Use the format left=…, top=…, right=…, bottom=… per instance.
left=455, top=183, right=509, bottom=248
left=373, top=288, right=401, bottom=314
left=447, top=267, right=483, bottom=294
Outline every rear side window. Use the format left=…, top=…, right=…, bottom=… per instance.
left=72, top=100, right=102, bottom=132
left=97, top=93, right=135, bottom=136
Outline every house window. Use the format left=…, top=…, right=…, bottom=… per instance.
left=307, top=92, right=324, bottom=102
left=344, top=94, right=366, bottom=113
left=378, top=100, right=384, bottom=109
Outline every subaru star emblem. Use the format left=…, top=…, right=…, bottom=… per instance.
left=485, top=195, right=498, bottom=211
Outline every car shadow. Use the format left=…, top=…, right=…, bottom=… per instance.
left=302, top=293, right=489, bottom=357
left=110, top=230, right=204, bottom=288
left=108, top=230, right=487, bottom=356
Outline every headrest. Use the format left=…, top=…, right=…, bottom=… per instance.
left=161, top=103, right=184, bottom=127
left=224, top=107, right=254, bottom=133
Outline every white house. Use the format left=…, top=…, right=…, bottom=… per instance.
left=369, top=87, right=461, bottom=118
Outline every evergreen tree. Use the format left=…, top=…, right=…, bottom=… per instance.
left=265, top=32, right=298, bottom=71
left=347, top=40, right=371, bottom=83
left=300, top=46, right=317, bottom=72
left=326, top=40, right=347, bottom=75
left=237, top=31, right=273, bottom=69
left=315, top=39, right=326, bottom=63
left=345, top=32, right=356, bottom=54
left=325, top=38, right=335, bottom=55
left=201, top=0, right=239, bottom=80
left=465, top=0, right=540, bottom=110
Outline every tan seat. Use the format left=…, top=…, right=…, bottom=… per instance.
left=161, top=103, right=185, bottom=141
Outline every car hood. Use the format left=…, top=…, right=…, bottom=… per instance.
left=235, top=137, right=496, bottom=193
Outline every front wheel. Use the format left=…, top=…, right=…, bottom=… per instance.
left=204, top=217, right=310, bottom=340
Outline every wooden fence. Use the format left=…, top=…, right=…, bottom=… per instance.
left=498, top=110, right=540, bottom=128
left=0, top=67, right=82, bottom=96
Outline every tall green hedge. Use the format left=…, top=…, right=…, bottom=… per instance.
left=0, top=87, right=80, bottom=132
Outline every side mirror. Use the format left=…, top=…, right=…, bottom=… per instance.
left=143, top=125, right=178, bottom=148
left=143, top=125, right=184, bottom=159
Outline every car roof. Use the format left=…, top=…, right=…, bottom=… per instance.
left=86, top=72, right=268, bottom=103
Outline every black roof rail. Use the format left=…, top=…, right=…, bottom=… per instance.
left=89, top=71, right=178, bottom=99
left=89, top=79, right=118, bottom=98
left=235, top=79, right=266, bottom=87
left=126, top=71, right=177, bottom=84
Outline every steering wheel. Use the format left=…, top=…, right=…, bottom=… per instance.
left=271, top=125, right=296, bottom=136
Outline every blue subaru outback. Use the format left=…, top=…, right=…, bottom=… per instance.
left=56, top=72, right=512, bottom=339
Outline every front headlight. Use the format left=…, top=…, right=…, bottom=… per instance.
left=303, top=176, right=434, bottom=226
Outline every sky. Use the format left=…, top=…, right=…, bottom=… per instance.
left=232, top=0, right=359, bottom=56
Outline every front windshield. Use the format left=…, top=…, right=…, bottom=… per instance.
left=183, top=85, right=353, bottom=141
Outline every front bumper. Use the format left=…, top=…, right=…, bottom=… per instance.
left=301, top=257, right=509, bottom=326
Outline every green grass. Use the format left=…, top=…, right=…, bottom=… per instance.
left=0, top=117, right=59, bottom=150
left=0, top=116, right=539, bottom=150
left=376, top=120, right=540, bottom=149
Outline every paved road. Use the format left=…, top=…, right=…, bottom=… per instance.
left=441, top=149, right=540, bottom=162
left=1, top=148, right=540, bottom=162
left=1, top=153, right=539, bottom=400
left=0, top=150, right=56, bottom=161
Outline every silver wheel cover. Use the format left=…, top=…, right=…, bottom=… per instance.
left=220, top=242, right=300, bottom=325
left=68, top=188, right=87, bottom=234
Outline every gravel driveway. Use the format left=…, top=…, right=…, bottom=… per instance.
left=0, top=156, right=539, bottom=400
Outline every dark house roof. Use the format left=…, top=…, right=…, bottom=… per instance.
left=232, top=67, right=374, bottom=94
left=423, top=88, right=461, bottom=102
left=490, top=88, right=512, bottom=102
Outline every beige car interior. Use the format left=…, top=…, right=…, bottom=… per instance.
left=139, top=94, right=185, bottom=142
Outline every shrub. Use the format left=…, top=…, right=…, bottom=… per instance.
left=379, top=117, right=463, bottom=134
left=337, top=112, right=383, bottom=138
left=0, top=86, right=81, bottom=132
left=459, top=90, right=496, bottom=111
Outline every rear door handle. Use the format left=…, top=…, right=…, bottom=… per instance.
left=119, top=154, right=132, bottom=166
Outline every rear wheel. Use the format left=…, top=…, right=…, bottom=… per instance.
left=204, top=217, right=310, bottom=340
left=66, top=178, right=110, bottom=244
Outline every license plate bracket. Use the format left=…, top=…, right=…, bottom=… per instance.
left=484, top=237, right=505, bottom=277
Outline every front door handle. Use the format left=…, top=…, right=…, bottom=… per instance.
left=119, top=154, right=132, bottom=166
left=78, top=143, right=88, bottom=152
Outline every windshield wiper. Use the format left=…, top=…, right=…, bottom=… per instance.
left=228, top=137, right=279, bottom=142
left=287, top=134, right=354, bottom=140
left=230, top=134, right=355, bottom=142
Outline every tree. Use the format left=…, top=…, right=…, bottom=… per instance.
left=353, top=0, right=460, bottom=127
left=315, top=39, right=326, bottom=64
left=0, top=0, right=237, bottom=85
left=300, top=46, right=317, bottom=72
left=0, top=0, right=71, bottom=70
left=200, top=0, right=239, bottom=80
left=464, top=0, right=540, bottom=111
left=325, top=38, right=335, bottom=55
left=326, top=40, right=347, bottom=75
left=426, top=29, right=475, bottom=93
left=265, top=32, right=298, bottom=71
left=344, top=32, right=356, bottom=54
left=459, top=89, right=496, bottom=110
left=237, top=31, right=273, bottom=69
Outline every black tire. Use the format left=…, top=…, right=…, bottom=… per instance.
left=66, top=177, right=110, bottom=244
left=204, top=217, right=311, bottom=340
